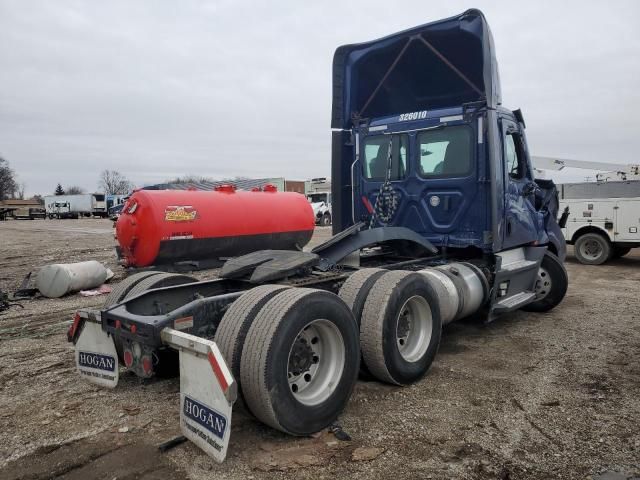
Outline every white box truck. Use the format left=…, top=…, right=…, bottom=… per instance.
left=45, top=194, right=94, bottom=219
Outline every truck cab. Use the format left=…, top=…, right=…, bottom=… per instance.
left=331, top=9, right=565, bottom=262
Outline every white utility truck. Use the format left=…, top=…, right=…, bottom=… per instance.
left=534, top=156, right=640, bottom=264
left=305, top=178, right=332, bottom=226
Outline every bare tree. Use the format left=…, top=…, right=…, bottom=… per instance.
left=99, top=170, right=134, bottom=195
left=0, top=157, right=18, bottom=200
left=17, top=182, right=26, bottom=200
left=66, top=185, right=85, bottom=195
left=165, top=174, right=213, bottom=184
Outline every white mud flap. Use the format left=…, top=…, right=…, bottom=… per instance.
left=161, top=328, right=237, bottom=463
left=74, top=312, right=119, bottom=388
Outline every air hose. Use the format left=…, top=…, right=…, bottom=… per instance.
left=369, top=137, right=400, bottom=228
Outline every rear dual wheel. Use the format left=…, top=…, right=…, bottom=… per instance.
left=359, top=271, right=442, bottom=385
left=218, top=287, right=359, bottom=436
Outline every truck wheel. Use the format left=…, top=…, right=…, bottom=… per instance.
left=320, top=213, right=331, bottom=226
left=240, top=288, right=359, bottom=435
left=612, top=246, right=631, bottom=258
left=338, top=268, right=387, bottom=326
left=338, top=268, right=387, bottom=378
left=125, top=272, right=196, bottom=300
left=118, top=273, right=196, bottom=376
left=522, top=251, right=568, bottom=312
left=574, top=233, right=611, bottom=265
left=104, top=271, right=164, bottom=308
left=360, top=271, right=441, bottom=385
left=214, top=284, right=289, bottom=396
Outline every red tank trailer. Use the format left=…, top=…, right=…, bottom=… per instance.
left=115, top=185, right=315, bottom=267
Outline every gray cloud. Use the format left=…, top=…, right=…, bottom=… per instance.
left=1, top=0, right=638, bottom=195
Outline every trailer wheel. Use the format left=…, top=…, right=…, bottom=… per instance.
left=240, top=288, right=359, bottom=435
left=103, top=271, right=164, bottom=308
left=522, top=251, right=568, bottom=313
left=214, top=284, right=290, bottom=396
left=574, top=233, right=611, bottom=265
left=360, top=271, right=441, bottom=386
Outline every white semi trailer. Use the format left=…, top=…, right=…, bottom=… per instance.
left=44, top=194, right=109, bottom=219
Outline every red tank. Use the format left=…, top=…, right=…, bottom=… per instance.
left=115, top=185, right=315, bottom=267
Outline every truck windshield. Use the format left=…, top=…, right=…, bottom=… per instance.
left=418, top=125, right=472, bottom=177
left=363, top=134, right=407, bottom=181
left=307, top=194, right=328, bottom=203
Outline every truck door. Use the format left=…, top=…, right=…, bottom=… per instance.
left=614, top=200, right=640, bottom=242
left=500, top=118, right=539, bottom=250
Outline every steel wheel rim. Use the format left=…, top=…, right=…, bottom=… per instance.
left=287, top=319, right=345, bottom=406
left=580, top=239, right=602, bottom=260
left=395, top=295, right=432, bottom=362
left=534, top=266, right=552, bottom=300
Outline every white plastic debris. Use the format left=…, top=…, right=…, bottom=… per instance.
left=36, top=261, right=114, bottom=298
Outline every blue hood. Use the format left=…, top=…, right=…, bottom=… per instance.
left=331, top=9, right=501, bottom=129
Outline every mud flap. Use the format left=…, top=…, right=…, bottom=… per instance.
left=160, top=328, right=237, bottom=463
left=74, top=312, right=119, bottom=388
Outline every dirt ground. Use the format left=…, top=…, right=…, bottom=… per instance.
left=0, top=218, right=638, bottom=480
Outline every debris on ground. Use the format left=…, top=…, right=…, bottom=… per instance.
left=79, top=284, right=112, bottom=297
left=36, top=260, right=114, bottom=298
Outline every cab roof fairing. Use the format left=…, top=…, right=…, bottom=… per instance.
left=331, top=9, right=502, bottom=131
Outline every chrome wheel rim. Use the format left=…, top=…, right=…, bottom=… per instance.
left=287, top=319, right=345, bottom=406
left=396, top=295, right=432, bottom=362
left=580, top=239, right=603, bottom=261
left=533, top=266, right=552, bottom=300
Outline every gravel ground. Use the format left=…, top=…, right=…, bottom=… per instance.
left=0, top=218, right=638, bottom=479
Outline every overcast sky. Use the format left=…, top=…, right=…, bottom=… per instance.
left=1, top=1, right=639, bottom=195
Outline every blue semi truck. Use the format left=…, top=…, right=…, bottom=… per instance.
left=69, top=9, right=568, bottom=462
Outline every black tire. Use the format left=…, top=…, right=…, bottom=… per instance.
left=214, top=284, right=289, bottom=395
left=125, top=272, right=196, bottom=300
left=338, top=268, right=387, bottom=379
left=320, top=213, right=331, bottom=226
left=338, top=268, right=387, bottom=326
left=104, top=271, right=163, bottom=308
left=117, top=273, right=196, bottom=375
left=522, top=251, right=568, bottom=313
left=574, top=233, right=611, bottom=265
left=612, top=246, right=632, bottom=258
left=240, top=288, right=359, bottom=435
left=360, top=271, right=442, bottom=386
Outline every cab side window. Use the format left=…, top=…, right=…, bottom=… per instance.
left=504, top=131, right=526, bottom=180
left=363, top=134, right=407, bottom=181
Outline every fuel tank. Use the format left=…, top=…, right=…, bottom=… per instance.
left=116, top=185, right=315, bottom=267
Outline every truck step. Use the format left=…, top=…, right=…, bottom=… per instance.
left=497, top=259, right=538, bottom=274
left=492, top=291, right=536, bottom=314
